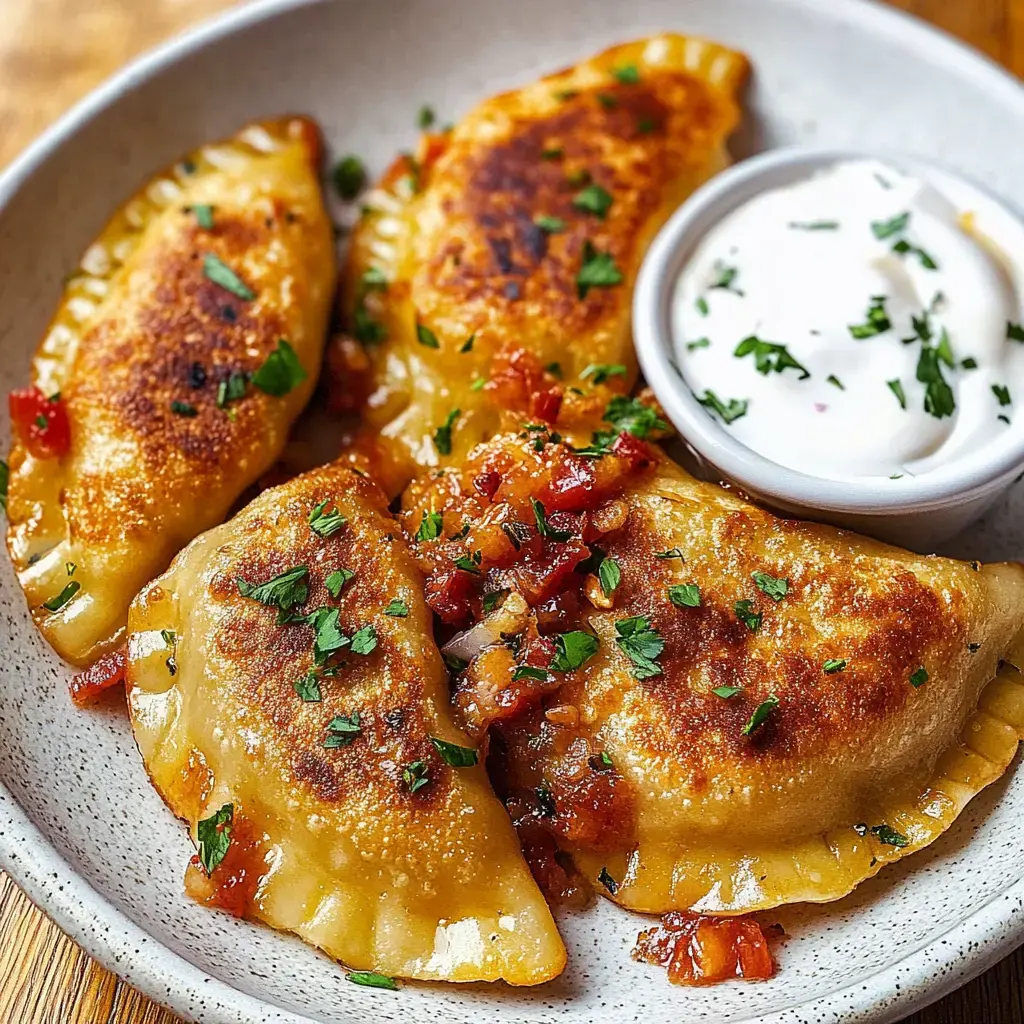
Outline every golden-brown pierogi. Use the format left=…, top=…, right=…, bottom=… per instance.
left=403, top=430, right=1024, bottom=915
left=338, top=34, right=747, bottom=485
left=126, top=462, right=565, bottom=985
left=6, top=118, right=335, bottom=666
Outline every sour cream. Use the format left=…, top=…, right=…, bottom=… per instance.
left=672, top=159, right=1024, bottom=480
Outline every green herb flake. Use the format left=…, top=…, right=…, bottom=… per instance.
left=826, top=374, right=844, bottom=390
left=655, top=548, right=685, bottom=560
left=325, top=568, right=355, bottom=598
left=962, top=357, right=979, bottom=370
left=696, top=296, right=709, bottom=317
left=734, top=335, right=810, bottom=379
left=710, top=260, right=742, bottom=294
left=482, top=588, right=508, bottom=614
left=252, top=339, right=307, bottom=397
left=540, top=147, right=564, bottom=160
left=742, top=694, right=780, bottom=736
left=603, top=395, right=666, bottom=439
left=350, top=625, right=378, bottom=656
left=470, top=376, right=487, bottom=391
left=916, top=346, right=955, bottom=419
left=433, top=408, right=461, bottom=455
left=293, top=671, right=322, bottom=702
left=823, top=658, right=847, bottom=674
left=42, top=580, right=80, bottom=612
left=512, top=665, right=549, bottom=682
left=532, top=498, right=573, bottom=542
left=577, top=240, right=623, bottom=298
left=892, top=238, right=939, bottom=270
left=347, top=971, right=398, bottom=991
left=687, top=338, right=711, bottom=352
left=459, top=333, right=476, bottom=353
left=0, top=459, right=8, bottom=513
left=193, top=204, right=214, bottom=230
left=534, top=214, right=566, bottom=233
left=870, top=824, right=909, bottom=847
left=216, top=370, right=248, bottom=408
left=353, top=305, right=386, bottom=344
left=614, top=615, right=664, bottom=680
left=402, top=760, right=430, bottom=793
left=712, top=685, right=743, bottom=699
left=416, top=322, right=440, bottom=349
left=752, top=571, right=789, bottom=602
left=849, top=295, right=891, bottom=339
left=581, top=363, right=627, bottom=385
left=417, top=105, right=435, bottom=129
left=871, top=211, right=910, bottom=240
left=170, top=400, right=198, bottom=417
left=612, top=64, right=640, bottom=84
left=333, top=155, right=367, bottom=201
left=236, top=565, right=309, bottom=612
left=384, top=598, right=409, bottom=617
left=698, top=389, right=748, bottom=425
left=430, top=736, right=478, bottom=767
left=887, top=378, right=907, bottom=410
left=909, top=666, right=929, bottom=688
left=597, top=866, right=619, bottom=895
left=1007, top=322, right=1024, bottom=343
left=572, top=183, right=614, bottom=219
left=196, top=803, right=233, bottom=874
left=415, top=510, right=443, bottom=541
left=202, top=252, right=255, bottom=301
left=323, top=712, right=362, bottom=749
left=788, top=220, right=840, bottom=230
left=734, top=599, right=762, bottom=632
left=668, top=583, right=701, bottom=608
left=598, top=557, right=622, bottom=597
left=308, top=500, right=347, bottom=538
left=444, top=652, right=469, bottom=675
left=550, top=630, right=600, bottom=672
left=993, top=384, right=1012, bottom=407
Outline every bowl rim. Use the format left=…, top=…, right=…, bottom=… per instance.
left=2, top=0, right=1024, bottom=1022
left=633, top=144, right=1024, bottom=516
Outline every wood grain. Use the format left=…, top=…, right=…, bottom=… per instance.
left=1, top=1, right=1022, bottom=1021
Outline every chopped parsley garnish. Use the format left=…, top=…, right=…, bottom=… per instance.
left=962, top=357, right=979, bottom=370
left=415, top=510, right=443, bottom=541
left=512, top=665, right=549, bottom=681
left=712, top=685, right=742, bottom=699
left=788, top=220, right=840, bottom=230
left=668, top=583, right=701, bottom=608
left=591, top=751, right=614, bottom=770
left=332, top=155, right=366, bottom=201
left=909, top=666, right=929, bottom=688
left=0, top=459, right=8, bottom=513
left=597, top=866, right=619, bottom=895
left=347, top=972, right=398, bottom=991
left=687, top=338, right=710, bottom=352
left=482, top=588, right=508, bottom=613
left=573, top=183, right=614, bottom=219
left=325, top=568, right=355, bottom=598
left=42, top=580, right=80, bottom=612
left=350, top=624, right=378, bottom=655
left=353, top=305, right=386, bottom=344
left=202, top=253, right=255, bottom=301
left=193, top=204, right=214, bottom=229
left=577, top=241, right=623, bottom=298
left=236, top=565, right=309, bottom=612
left=1007, top=322, right=1024, bottom=343
left=324, top=712, right=362, bottom=748
left=614, top=616, right=664, bottom=679
left=418, top=104, right=435, bottom=129
left=870, top=824, right=909, bottom=847
left=293, top=671, right=322, bottom=702
left=734, top=599, right=762, bottom=632
left=696, top=296, right=709, bottom=317
left=826, top=374, right=844, bottom=390
left=734, top=335, right=810, bottom=379
left=893, top=238, right=938, bottom=270
left=402, top=760, right=430, bottom=793
left=252, top=339, right=307, bottom=397
left=502, top=521, right=531, bottom=550
left=429, top=736, right=478, bottom=767
left=216, top=371, right=248, bottom=408
left=823, top=658, right=847, bottom=674
left=602, top=395, right=666, bottom=439
left=596, top=93, right=619, bottom=109
left=533, top=214, right=566, bottom=238
left=709, top=260, right=743, bottom=295
left=459, top=334, right=476, bottom=353
left=917, top=346, right=955, bottom=419
left=849, top=295, right=891, bottom=339
left=551, top=630, right=600, bottom=672
left=170, top=400, right=197, bottom=417
left=360, top=266, right=388, bottom=293
left=655, top=548, right=685, bottom=560
left=532, top=498, right=573, bottom=542
left=546, top=362, right=563, bottom=378
left=993, top=384, right=1012, bottom=407
left=698, top=389, right=748, bottom=424
left=936, top=329, right=955, bottom=369
left=433, top=408, right=461, bottom=455
left=453, top=551, right=482, bottom=574
left=444, top=652, right=469, bottom=675
left=612, top=64, right=640, bottom=84
left=598, top=557, right=621, bottom=597
left=540, top=147, right=564, bottom=160
left=871, top=211, right=910, bottom=240
left=196, top=803, right=233, bottom=874
left=416, top=321, right=442, bottom=348
left=581, top=363, right=627, bottom=385
left=752, top=571, right=789, bottom=602
left=887, top=378, right=907, bottom=410
left=308, top=500, right=346, bottom=538
left=307, top=607, right=349, bottom=663
left=384, top=598, right=410, bottom=618
left=742, top=694, right=779, bottom=736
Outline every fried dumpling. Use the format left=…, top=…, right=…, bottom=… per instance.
left=126, top=462, right=565, bottom=985
left=6, top=118, right=335, bottom=666
left=336, top=34, right=747, bottom=485
left=402, top=430, right=1024, bottom=915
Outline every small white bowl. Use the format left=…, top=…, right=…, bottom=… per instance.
left=633, top=146, right=1024, bottom=550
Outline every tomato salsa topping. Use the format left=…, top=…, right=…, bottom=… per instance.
left=9, top=386, right=71, bottom=459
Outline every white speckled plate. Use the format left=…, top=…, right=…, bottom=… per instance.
left=2, top=0, right=1024, bottom=1021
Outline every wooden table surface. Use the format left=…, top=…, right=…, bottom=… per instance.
left=2, top=0, right=1024, bottom=1021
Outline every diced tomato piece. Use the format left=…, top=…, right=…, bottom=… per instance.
left=9, top=387, right=71, bottom=459
left=69, top=647, right=126, bottom=706
left=424, top=568, right=477, bottom=625
left=183, top=813, right=264, bottom=918
left=611, top=430, right=653, bottom=469
left=473, top=470, right=502, bottom=500
left=531, top=386, right=563, bottom=424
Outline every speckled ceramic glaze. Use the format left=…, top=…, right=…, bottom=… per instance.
left=2, top=1, right=1024, bottom=1022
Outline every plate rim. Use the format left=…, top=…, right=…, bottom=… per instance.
left=2, top=0, right=1024, bottom=1021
